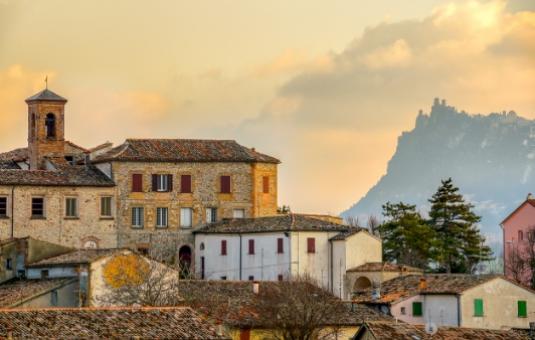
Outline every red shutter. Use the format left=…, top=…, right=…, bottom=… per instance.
left=263, top=176, right=269, bottom=193
left=181, top=175, right=192, bottom=193
left=248, top=239, right=255, bottom=255
left=221, top=240, right=227, bottom=255
left=152, top=174, right=158, bottom=191
left=277, top=238, right=283, bottom=254
left=132, top=174, right=143, bottom=192
left=167, top=174, right=173, bottom=192
left=307, top=238, right=315, bottom=253
left=221, top=176, right=231, bottom=193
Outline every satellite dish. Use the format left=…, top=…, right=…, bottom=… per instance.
left=425, top=322, right=438, bottom=335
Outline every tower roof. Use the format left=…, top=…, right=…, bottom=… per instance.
left=25, top=89, right=67, bottom=103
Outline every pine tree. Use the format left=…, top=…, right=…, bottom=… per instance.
left=379, top=202, right=434, bottom=269
left=428, top=178, right=493, bottom=273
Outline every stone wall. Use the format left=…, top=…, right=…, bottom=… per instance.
left=251, top=163, right=278, bottom=217
left=0, top=186, right=117, bottom=248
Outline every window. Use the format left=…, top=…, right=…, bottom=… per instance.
left=137, top=246, right=149, bottom=256
left=206, top=208, right=217, bottom=223
left=248, top=275, right=254, bottom=281
left=45, top=113, right=56, bottom=138
left=233, top=209, right=245, bottom=219
left=41, top=270, right=49, bottom=279
left=5, top=258, right=12, bottom=270
left=307, top=238, right=315, bottom=254
left=131, top=207, right=144, bottom=228
left=32, top=197, right=44, bottom=217
left=100, top=196, right=112, bottom=217
left=248, top=239, right=255, bottom=255
left=277, top=238, right=284, bottom=254
left=412, top=302, right=423, bottom=316
left=152, top=174, right=172, bottom=192
left=220, top=176, right=231, bottom=193
left=278, top=274, right=283, bottom=281
left=132, top=174, right=143, bottom=192
left=180, top=208, right=193, bottom=228
left=156, top=207, right=168, bottom=228
left=221, top=276, right=227, bottom=280
left=518, top=300, right=527, bottom=318
left=64, top=156, right=74, bottom=165
left=221, top=240, right=227, bottom=255
left=240, top=329, right=251, bottom=340
left=519, top=230, right=524, bottom=241
left=65, top=198, right=77, bottom=217
left=263, top=176, right=270, bottom=193
left=400, top=307, right=406, bottom=315
left=181, top=175, right=192, bottom=193
left=474, top=299, right=484, bottom=317
left=0, top=197, right=7, bottom=216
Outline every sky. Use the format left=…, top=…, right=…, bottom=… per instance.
left=1, top=0, right=534, bottom=215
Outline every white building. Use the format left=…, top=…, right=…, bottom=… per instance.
left=193, top=214, right=382, bottom=298
left=356, top=274, right=535, bottom=330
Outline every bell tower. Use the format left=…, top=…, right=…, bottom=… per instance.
left=26, top=88, right=68, bottom=170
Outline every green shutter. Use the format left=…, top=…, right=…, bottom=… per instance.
left=474, top=299, right=484, bottom=316
left=518, top=300, right=527, bottom=318
left=412, top=302, right=423, bottom=316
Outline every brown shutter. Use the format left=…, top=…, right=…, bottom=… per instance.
left=167, top=174, right=173, bottom=192
left=132, top=174, right=143, bottom=192
left=307, top=238, right=315, bottom=253
left=181, top=175, right=192, bottom=193
left=152, top=174, right=158, bottom=191
left=277, top=238, right=283, bottom=254
left=221, top=176, right=231, bottom=193
left=248, top=239, right=255, bottom=255
left=263, top=176, right=269, bottom=193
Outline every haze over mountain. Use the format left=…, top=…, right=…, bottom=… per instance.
left=342, top=99, right=535, bottom=247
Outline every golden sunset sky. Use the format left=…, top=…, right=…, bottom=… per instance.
left=1, top=0, right=534, bottom=214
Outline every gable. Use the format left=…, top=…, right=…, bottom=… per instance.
left=501, top=200, right=535, bottom=227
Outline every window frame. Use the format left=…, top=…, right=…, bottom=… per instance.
left=180, top=207, right=193, bottom=228
left=131, top=207, right=145, bottom=228
left=100, top=196, right=113, bottom=218
left=206, top=207, right=217, bottom=223
left=155, top=174, right=170, bottom=192
left=233, top=209, right=245, bottom=219
left=65, top=197, right=78, bottom=218
left=0, top=197, right=7, bottom=217
left=156, top=207, right=169, bottom=228
left=31, top=197, right=45, bottom=218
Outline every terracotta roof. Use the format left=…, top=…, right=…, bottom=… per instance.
left=92, top=138, right=280, bottom=164
left=179, top=280, right=392, bottom=328
left=27, top=249, right=129, bottom=268
left=0, top=279, right=75, bottom=307
left=0, top=164, right=114, bottom=187
left=330, top=227, right=368, bottom=240
left=354, top=274, right=500, bottom=304
left=25, top=89, right=67, bottom=103
left=353, top=321, right=530, bottom=340
left=0, top=306, right=226, bottom=339
left=0, top=147, right=28, bottom=162
left=194, top=214, right=354, bottom=234
left=347, top=262, right=423, bottom=273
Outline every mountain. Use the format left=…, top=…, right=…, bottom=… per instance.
left=342, top=98, right=535, bottom=248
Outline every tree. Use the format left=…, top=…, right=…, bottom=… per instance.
left=366, top=215, right=381, bottom=237
left=505, top=243, right=526, bottom=284
left=428, top=178, right=493, bottom=273
left=525, top=227, right=535, bottom=289
left=379, top=202, right=434, bottom=269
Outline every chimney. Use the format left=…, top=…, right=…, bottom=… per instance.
left=252, top=281, right=260, bottom=294
left=419, top=277, right=427, bottom=290
left=528, top=193, right=534, bottom=201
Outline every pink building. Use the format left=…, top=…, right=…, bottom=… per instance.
left=501, top=194, right=535, bottom=286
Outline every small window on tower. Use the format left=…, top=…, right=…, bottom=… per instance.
left=45, top=113, right=56, bottom=138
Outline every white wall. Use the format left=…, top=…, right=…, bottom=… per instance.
left=424, top=295, right=459, bottom=327
left=27, top=267, right=78, bottom=279
left=391, top=295, right=425, bottom=324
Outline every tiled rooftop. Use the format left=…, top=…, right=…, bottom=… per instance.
left=27, top=249, right=128, bottom=268
left=0, top=278, right=75, bottom=307
left=0, top=164, right=114, bottom=187
left=0, top=307, right=226, bottom=339
left=179, top=280, right=392, bottom=328
left=354, top=274, right=500, bottom=304
left=25, top=89, right=67, bottom=102
left=355, top=321, right=530, bottom=340
left=346, top=262, right=423, bottom=273
left=92, top=138, right=280, bottom=164
left=194, top=214, right=358, bottom=234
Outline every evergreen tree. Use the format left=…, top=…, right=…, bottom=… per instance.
left=428, top=178, right=493, bottom=273
left=379, top=202, right=434, bottom=269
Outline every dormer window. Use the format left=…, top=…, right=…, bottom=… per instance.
left=45, top=113, right=56, bottom=138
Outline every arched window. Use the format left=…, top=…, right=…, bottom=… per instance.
left=353, top=276, right=372, bottom=291
left=45, top=113, right=56, bottom=138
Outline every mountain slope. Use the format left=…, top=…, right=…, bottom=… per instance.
left=342, top=98, right=535, bottom=245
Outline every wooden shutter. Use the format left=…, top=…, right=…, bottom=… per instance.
left=248, top=239, right=255, bottom=254
left=263, top=176, right=269, bottom=193
left=132, top=174, right=143, bottom=192
left=474, top=299, right=484, bottom=316
left=221, top=240, right=227, bottom=255
left=152, top=174, right=158, bottom=191
left=221, top=176, right=231, bottom=193
left=167, top=174, right=173, bottom=192
left=277, top=238, right=283, bottom=254
left=412, top=302, right=423, bottom=316
left=307, top=238, right=315, bottom=253
left=181, top=175, right=192, bottom=193
left=518, top=300, right=527, bottom=317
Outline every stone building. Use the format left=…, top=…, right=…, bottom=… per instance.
left=0, top=88, right=279, bottom=265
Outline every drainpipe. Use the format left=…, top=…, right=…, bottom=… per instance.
left=457, top=295, right=461, bottom=326
left=10, top=186, right=15, bottom=239
left=239, top=233, right=242, bottom=280
left=329, top=239, right=333, bottom=294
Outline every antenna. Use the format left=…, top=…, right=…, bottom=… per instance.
left=45, top=75, right=48, bottom=90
